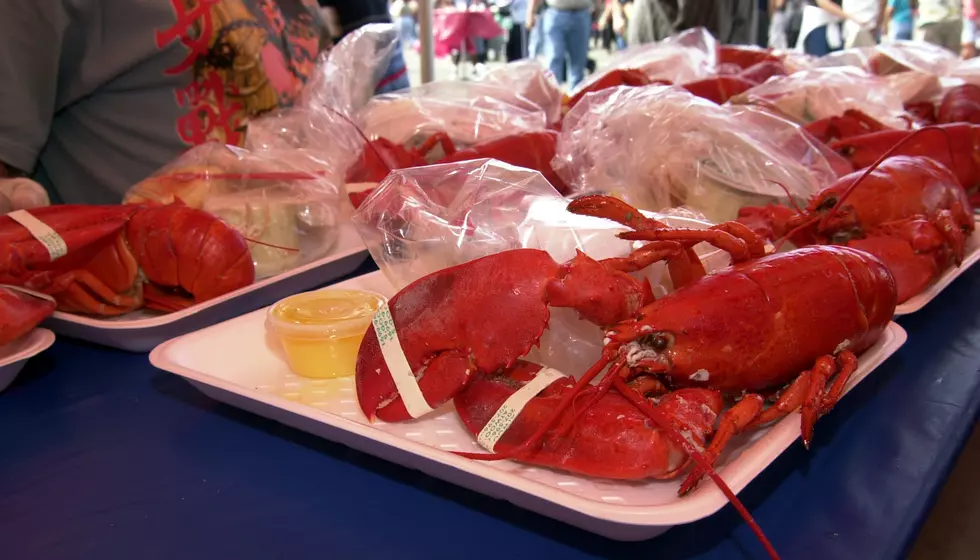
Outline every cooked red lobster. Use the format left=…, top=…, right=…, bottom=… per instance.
left=346, top=130, right=570, bottom=208
left=356, top=195, right=898, bottom=560
left=0, top=286, right=56, bottom=345
left=738, top=154, right=974, bottom=303
left=828, top=124, right=980, bottom=206
left=563, top=58, right=787, bottom=111
left=0, top=202, right=254, bottom=315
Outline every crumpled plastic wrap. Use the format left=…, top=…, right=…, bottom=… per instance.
left=125, top=142, right=341, bottom=280
left=0, top=178, right=50, bottom=214
left=350, top=159, right=730, bottom=376
left=300, top=23, right=402, bottom=118
left=554, top=85, right=840, bottom=223
left=813, top=43, right=952, bottom=104
left=355, top=81, right=548, bottom=151
left=730, top=66, right=908, bottom=127
left=245, top=24, right=404, bottom=202
left=481, top=60, right=563, bottom=126
left=573, top=27, right=719, bottom=97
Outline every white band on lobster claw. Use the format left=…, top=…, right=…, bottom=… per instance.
left=372, top=301, right=435, bottom=419
left=8, top=210, right=68, bottom=261
left=476, top=367, right=566, bottom=453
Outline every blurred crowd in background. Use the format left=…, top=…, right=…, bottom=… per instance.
left=318, top=0, right=979, bottom=90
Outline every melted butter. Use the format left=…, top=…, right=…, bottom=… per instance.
left=272, top=290, right=385, bottom=326
left=268, top=289, right=387, bottom=379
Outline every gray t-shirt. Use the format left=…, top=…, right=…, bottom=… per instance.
left=545, top=0, right=595, bottom=11
left=0, top=0, right=328, bottom=205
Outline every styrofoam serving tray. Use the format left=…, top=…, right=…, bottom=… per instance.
left=151, top=270, right=907, bottom=541
left=46, top=225, right=369, bottom=352
left=0, top=328, right=55, bottom=393
left=895, top=223, right=980, bottom=316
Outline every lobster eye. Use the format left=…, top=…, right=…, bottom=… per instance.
left=816, top=196, right=838, bottom=211
left=839, top=145, right=855, bottom=157
left=642, top=332, right=675, bottom=352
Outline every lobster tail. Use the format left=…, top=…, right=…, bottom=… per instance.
left=125, top=204, right=254, bottom=311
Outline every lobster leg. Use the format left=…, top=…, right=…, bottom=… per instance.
left=52, top=271, right=143, bottom=316
left=679, top=351, right=859, bottom=494
left=417, top=131, right=458, bottom=160
left=677, top=394, right=765, bottom=496
left=618, top=227, right=761, bottom=263
left=598, top=241, right=686, bottom=273
left=933, top=209, right=968, bottom=265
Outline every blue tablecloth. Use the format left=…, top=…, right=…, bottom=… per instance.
left=2, top=258, right=980, bottom=560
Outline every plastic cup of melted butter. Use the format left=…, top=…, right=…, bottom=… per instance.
left=266, top=289, right=388, bottom=379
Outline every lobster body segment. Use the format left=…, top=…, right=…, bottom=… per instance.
left=610, top=245, right=895, bottom=393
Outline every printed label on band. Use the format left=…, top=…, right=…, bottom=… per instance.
left=0, top=284, right=56, bottom=305
left=8, top=210, right=68, bottom=261
left=372, top=301, right=435, bottom=419
left=476, top=367, right=566, bottom=453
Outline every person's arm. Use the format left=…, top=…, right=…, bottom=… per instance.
left=527, top=0, right=543, bottom=27
left=876, top=0, right=887, bottom=32
left=0, top=0, right=65, bottom=182
left=883, top=0, right=895, bottom=35
left=815, top=0, right=856, bottom=23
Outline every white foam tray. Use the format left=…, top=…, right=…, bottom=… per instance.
left=0, top=328, right=55, bottom=393
left=895, top=224, right=980, bottom=316
left=150, top=270, right=907, bottom=541
left=45, top=225, right=369, bottom=352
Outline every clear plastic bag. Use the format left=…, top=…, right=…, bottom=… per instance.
left=355, top=81, right=548, bottom=151
left=300, top=23, right=402, bottom=119
left=245, top=24, right=404, bottom=194
left=125, top=143, right=341, bottom=280
left=555, top=85, right=839, bottom=223
left=350, top=158, right=729, bottom=376
left=730, top=66, right=908, bottom=127
left=573, top=27, right=719, bottom=96
left=480, top=60, right=564, bottom=126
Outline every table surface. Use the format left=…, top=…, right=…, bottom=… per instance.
left=3, top=258, right=980, bottom=560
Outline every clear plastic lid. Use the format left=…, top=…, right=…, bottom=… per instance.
left=266, top=289, right=388, bottom=340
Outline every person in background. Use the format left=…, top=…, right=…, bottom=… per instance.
left=770, top=0, right=791, bottom=47
left=598, top=0, right=629, bottom=51
left=508, top=0, right=532, bottom=60
left=798, top=0, right=872, bottom=55
left=318, top=0, right=411, bottom=93
left=963, top=0, right=978, bottom=57
left=626, top=0, right=721, bottom=45
left=841, top=0, right=886, bottom=46
left=528, top=0, right=594, bottom=89
left=390, top=0, right=420, bottom=49
left=883, top=0, right=914, bottom=40
left=915, top=0, right=963, bottom=52
left=0, top=0, right=329, bottom=206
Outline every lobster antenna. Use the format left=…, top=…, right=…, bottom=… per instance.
left=822, top=125, right=954, bottom=228
left=611, top=377, right=781, bottom=560
left=323, top=106, right=394, bottom=174
left=774, top=214, right=818, bottom=253
left=244, top=237, right=300, bottom=252
left=767, top=179, right=804, bottom=213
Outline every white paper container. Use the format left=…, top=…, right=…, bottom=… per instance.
left=45, top=225, right=369, bottom=352
left=895, top=224, right=980, bottom=316
left=0, top=328, right=55, bottom=393
left=150, top=270, right=907, bottom=541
